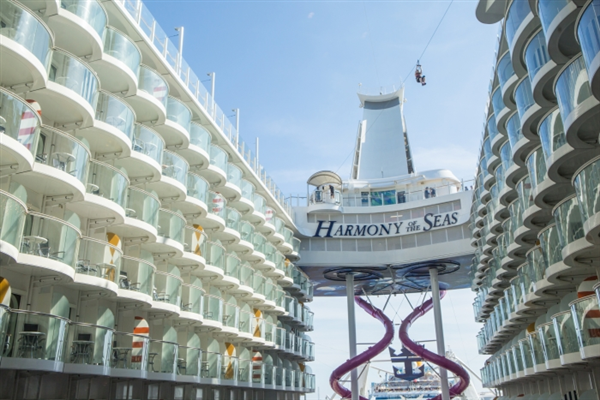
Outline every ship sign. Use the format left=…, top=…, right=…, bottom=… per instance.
left=389, top=346, right=425, bottom=381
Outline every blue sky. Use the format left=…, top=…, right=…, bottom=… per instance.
left=144, top=0, right=499, bottom=396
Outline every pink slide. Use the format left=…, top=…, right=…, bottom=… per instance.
left=329, top=296, right=394, bottom=400
left=398, top=289, right=470, bottom=400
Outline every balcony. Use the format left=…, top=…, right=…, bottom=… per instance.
left=200, top=192, right=226, bottom=232
left=153, top=96, right=191, bottom=148
left=13, top=126, right=90, bottom=201
left=505, top=0, right=537, bottom=75
left=219, top=163, right=242, bottom=201
left=506, top=112, right=531, bottom=167
left=125, top=65, right=168, bottom=124
left=538, top=0, right=582, bottom=63
left=229, top=220, right=254, bottom=255
left=30, top=50, right=99, bottom=128
left=0, top=189, right=28, bottom=262
left=173, top=225, right=207, bottom=270
left=231, top=179, right=255, bottom=215
left=144, top=208, right=186, bottom=256
left=201, top=350, right=222, bottom=380
left=111, top=187, right=159, bottom=241
left=552, top=307, right=583, bottom=365
left=179, top=122, right=210, bottom=169
left=79, top=91, right=135, bottom=158
left=75, top=236, right=122, bottom=294
left=0, top=0, right=53, bottom=91
left=202, top=290, right=224, bottom=331
left=177, top=345, right=202, bottom=379
left=118, top=255, right=155, bottom=305
left=147, top=339, right=178, bottom=378
left=212, top=207, right=242, bottom=245
left=195, top=240, right=225, bottom=280
left=525, top=29, right=559, bottom=106
left=0, top=89, right=42, bottom=174
left=146, top=150, right=188, bottom=201
left=555, top=55, right=600, bottom=148
left=497, top=52, right=518, bottom=109
left=110, top=330, right=150, bottom=378
left=217, top=252, right=242, bottom=291
left=571, top=294, right=600, bottom=359
left=579, top=1, right=600, bottom=101
left=218, top=299, right=240, bottom=337
left=515, top=77, right=543, bottom=139
left=201, top=145, right=228, bottom=186
left=153, top=268, right=182, bottom=315
left=117, top=124, right=164, bottom=183
left=527, top=146, right=570, bottom=209
left=573, top=156, right=600, bottom=245
left=46, top=0, right=107, bottom=61
left=91, top=26, right=140, bottom=96
left=63, top=321, right=112, bottom=375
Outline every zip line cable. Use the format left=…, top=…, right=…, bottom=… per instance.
left=402, top=0, right=455, bottom=83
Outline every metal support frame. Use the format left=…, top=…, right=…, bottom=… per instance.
left=346, top=273, right=359, bottom=400
left=429, top=267, right=450, bottom=400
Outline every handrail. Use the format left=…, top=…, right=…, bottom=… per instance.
left=41, top=125, right=92, bottom=157
left=81, top=236, right=122, bottom=253
left=0, top=189, right=28, bottom=210
left=155, top=269, right=183, bottom=281
left=6, top=308, right=70, bottom=322
left=121, top=255, right=156, bottom=271
left=181, top=282, right=205, bottom=293
left=0, top=88, right=43, bottom=127
left=28, top=211, right=83, bottom=236
left=4, top=0, right=55, bottom=42
left=90, top=159, right=130, bottom=183
left=128, top=186, right=160, bottom=202
left=69, top=320, right=115, bottom=331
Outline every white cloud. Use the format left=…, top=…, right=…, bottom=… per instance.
left=308, top=12, right=315, bottom=19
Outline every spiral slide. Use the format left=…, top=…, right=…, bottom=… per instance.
left=330, top=296, right=394, bottom=400
left=398, top=289, right=470, bottom=400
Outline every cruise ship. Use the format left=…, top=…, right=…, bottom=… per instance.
left=471, top=0, right=600, bottom=399
left=0, top=1, right=315, bottom=399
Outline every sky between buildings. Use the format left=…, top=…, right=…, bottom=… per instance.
left=146, top=0, right=499, bottom=395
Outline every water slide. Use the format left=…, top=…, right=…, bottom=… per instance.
left=330, top=296, right=394, bottom=400
left=398, top=289, right=470, bottom=400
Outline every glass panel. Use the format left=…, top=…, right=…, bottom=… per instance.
left=506, top=113, right=524, bottom=149
left=239, top=221, right=254, bottom=243
left=0, top=89, right=41, bottom=156
left=177, top=345, right=201, bottom=377
left=132, top=124, right=163, bottom=164
left=579, top=1, right=600, bottom=76
left=138, top=66, right=168, bottom=107
left=201, top=351, right=222, bottom=378
left=240, top=179, right=254, bottom=201
left=573, top=158, right=600, bottom=225
left=88, top=161, right=128, bottom=208
left=76, top=237, right=121, bottom=284
left=67, top=322, right=113, bottom=366
left=157, top=209, right=185, bottom=245
left=491, top=88, right=506, bottom=117
left=95, top=92, right=134, bottom=139
left=525, top=30, right=551, bottom=81
left=506, top=0, right=532, bottom=47
left=555, top=56, right=593, bottom=120
left=60, top=0, right=107, bottom=37
left=517, top=176, right=533, bottom=210
left=162, top=150, right=188, bottom=185
left=553, top=196, right=585, bottom=247
left=515, top=78, right=535, bottom=119
left=572, top=295, right=600, bottom=351
left=38, top=127, right=90, bottom=184
left=0, top=1, right=52, bottom=68
left=227, top=163, right=242, bottom=188
left=539, top=0, right=572, bottom=34
left=208, top=192, right=227, bottom=219
left=166, top=97, right=191, bottom=132
left=153, top=270, right=182, bottom=306
left=539, top=224, right=562, bottom=267
left=126, top=188, right=159, bottom=227
left=553, top=310, right=580, bottom=356
left=209, top=145, right=228, bottom=171
left=500, top=140, right=513, bottom=173
left=539, top=109, right=566, bottom=162
left=187, top=173, right=209, bottom=204
left=21, top=213, right=80, bottom=268
left=0, top=190, right=27, bottom=249
left=189, top=123, right=211, bottom=151
left=222, top=302, right=239, bottom=329
left=120, top=256, right=154, bottom=296
left=487, top=114, right=500, bottom=143
left=103, top=27, right=140, bottom=77
left=49, top=51, right=99, bottom=108
left=497, top=52, right=516, bottom=89
left=204, top=294, right=223, bottom=322
left=226, top=208, right=241, bottom=232
left=206, top=241, right=225, bottom=269
left=148, top=340, right=177, bottom=373
left=111, top=331, right=149, bottom=371
left=526, top=147, right=547, bottom=192
left=253, top=194, right=266, bottom=214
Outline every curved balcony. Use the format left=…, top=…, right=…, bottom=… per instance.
left=0, top=189, right=28, bottom=263
left=147, top=339, right=178, bottom=377
left=201, top=145, right=228, bottom=186
left=153, top=268, right=182, bottom=315
left=497, top=51, right=518, bottom=108
left=70, top=160, right=128, bottom=223
left=178, top=279, right=205, bottom=324
left=63, top=321, right=113, bottom=375
left=109, top=330, right=150, bottom=378
left=489, top=115, right=506, bottom=156
left=492, top=88, right=511, bottom=135
left=245, top=193, right=267, bottom=227
left=111, top=187, right=159, bottom=242
left=538, top=0, right=582, bottom=63
left=0, top=309, right=69, bottom=372
left=117, top=124, right=163, bottom=183
left=216, top=252, right=242, bottom=291
left=555, top=55, right=600, bottom=148
left=153, top=96, right=191, bottom=148
left=176, top=344, right=203, bottom=379
left=216, top=300, right=240, bottom=338
left=571, top=293, right=600, bottom=359
left=515, top=76, right=543, bottom=139
left=179, top=122, right=210, bottom=170
left=193, top=240, right=225, bottom=281
left=125, top=65, right=168, bottom=124
left=527, top=145, right=570, bottom=208
left=230, top=179, right=255, bottom=215
left=505, top=0, right=538, bottom=75
left=279, top=228, right=294, bottom=254
left=579, top=0, right=600, bottom=102
left=483, top=137, right=496, bottom=176
left=194, top=191, right=225, bottom=234
left=177, top=173, right=209, bottom=220
left=118, top=255, right=155, bottom=305
left=79, top=91, right=135, bottom=158
left=74, top=236, right=121, bottom=294
left=259, top=208, right=277, bottom=237
left=0, top=0, right=53, bottom=91
left=506, top=112, right=533, bottom=166
left=13, top=126, right=90, bottom=201
left=202, top=291, right=224, bottom=331
left=172, top=225, right=207, bottom=271
left=552, top=309, right=583, bottom=365
left=146, top=150, right=188, bottom=202
left=46, top=0, right=107, bottom=61
left=219, top=163, right=243, bottom=202
left=90, top=26, right=140, bottom=96
left=525, top=29, right=559, bottom=106
left=144, top=209, right=186, bottom=257
left=0, top=89, right=42, bottom=174
left=212, top=207, right=242, bottom=246
left=29, top=50, right=99, bottom=128
left=573, top=156, right=600, bottom=244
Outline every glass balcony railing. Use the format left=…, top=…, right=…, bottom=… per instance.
left=88, top=160, right=129, bottom=208
left=103, top=27, right=140, bottom=77
left=0, top=189, right=28, bottom=251
left=76, top=237, right=121, bottom=284
left=227, top=163, right=243, bottom=188
left=224, top=252, right=240, bottom=280
left=497, top=52, right=516, bottom=90
left=555, top=56, right=593, bottom=120
left=95, top=91, right=135, bottom=139
left=222, top=302, right=240, bottom=330
left=506, top=0, right=532, bottom=47
left=205, top=241, right=225, bottom=269
left=264, top=279, right=276, bottom=302
left=253, top=273, right=265, bottom=295
left=181, top=280, right=204, bottom=315
left=221, top=355, right=239, bottom=380
left=499, top=140, right=513, bottom=173
left=506, top=113, right=524, bottom=149
left=153, top=269, right=182, bottom=306
left=491, top=88, right=506, bottom=118
left=517, top=175, right=534, bottom=210
left=539, top=224, right=562, bottom=267
left=274, top=217, right=285, bottom=236
left=166, top=96, right=191, bottom=132
left=538, top=0, right=572, bottom=35
left=553, top=309, right=581, bottom=358
left=111, top=331, right=149, bottom=371
left=189, top=122, right=211, bottom=151
left=487, top=114, right=500, bottom=143
left=187, top=173, right=209, bottom=204
left=21, top=212, right=81, bottom=268
left=0, top=89, right=42, bottom=157
left=539, top=109, right=566, bottom=162
left=238, top=263, right=254, bottom=288
left=512, top=344, right=524, bottom=373
left=126, top=187, right=159, bottom=227
left=275, top=288, right=285, bottom=308
left=138, top=65, right=168, bottom=107
left=241, top=179, right=255, bottom=201
left=528, top=330, right=545, bottom=367
left=482, top=137, right=492, bottom=171
left=292, top=237, right=301, bottom=253
left=120, top=255, right=154, bottom=296
left=201, top=351, right=222, bottom=379
left=239, top=221, right=254, bottom=243
left=50, top=50, right=99, bottom=108
left=162, top=150, right=188, bottom=185
left=183, top=226, right=206, bottom=257
left=132, top=124, right=164, bottom=164
left=226, top=207, right=241, bottom=231
left=573, top=157, right=600, bottom=227
left=203, top=293, right=223, bottom=323
left=526, top=146, right=547, bottom=192
left=253, top=193, right=266, bottom=215
left=148, top=339, right=177, bottom=373
left=572, top=294, right=600, bottom=356
left=3, top=309, right=69, bottom=362
left=238, top=309, right=253, bottom=336
left=578, top=1, right=600, bottom=76
left=252, top=233, right=267, bottom=254
left=525, top=30, right=551, bottom=81
left=208, top=192, right=227, bottom=220
left=37, top=126, right=91, bottom=185
left=515, top=77, right=535, bottom=119
left=157, top=209, right=186, bottom=245
left=60, top=0, right=107, bottom=37
left=553, top=195, right=585, bottom=248
left=209, top=145, right=228, bottom=172
left=264, top=243, right=277, bottom=264
left=67, top=321, right=112, bottom=366
left=0, top=1, right=53, bottom=69
left=177, top=345, right=202, bottom=377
